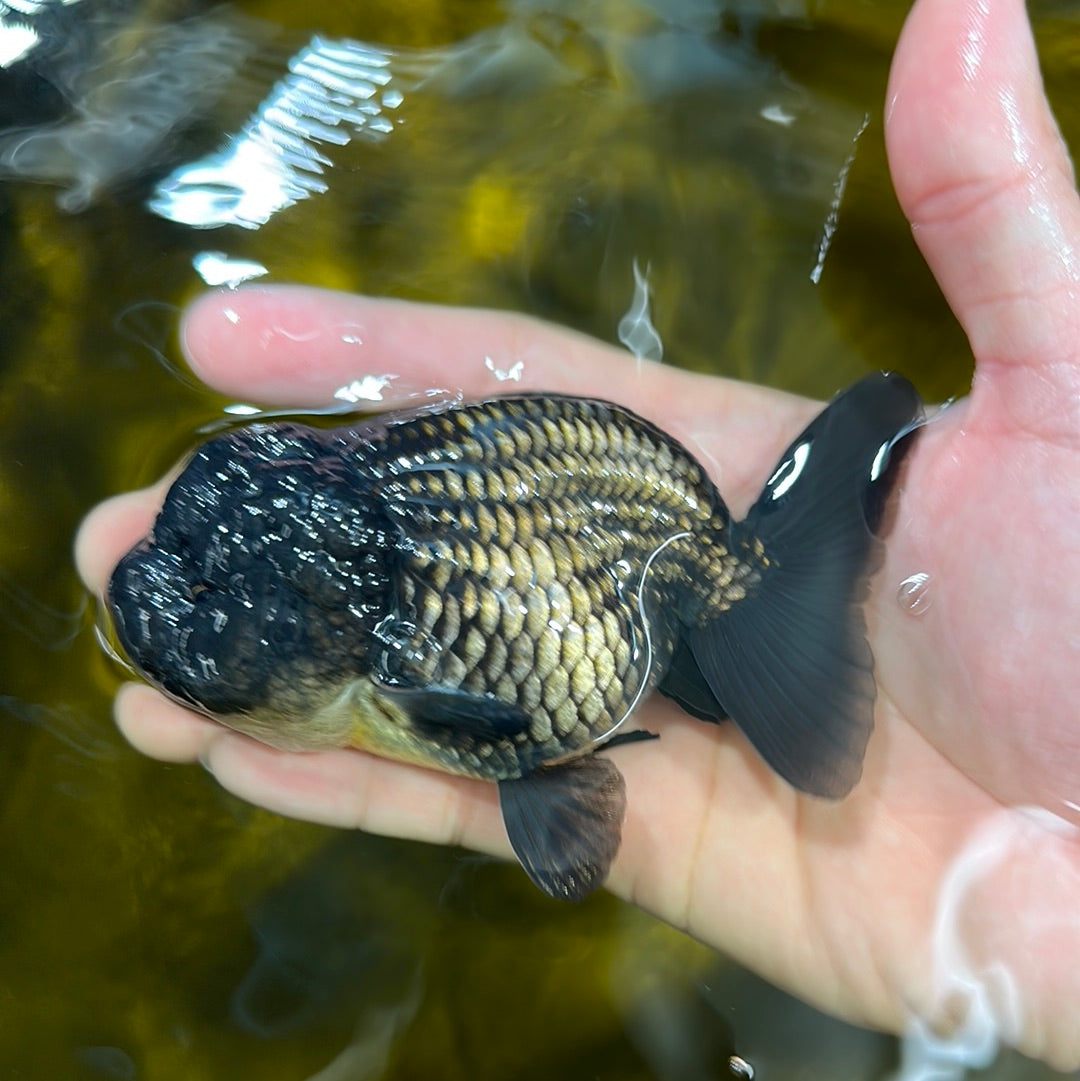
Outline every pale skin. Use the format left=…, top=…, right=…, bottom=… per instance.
left=76, top=0, right=1080, bottom=1068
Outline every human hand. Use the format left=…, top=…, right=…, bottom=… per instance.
left=76, top=0, right=1080, bottom=1068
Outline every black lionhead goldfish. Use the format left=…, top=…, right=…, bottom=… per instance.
left=108, top=374, right=922, bottom=900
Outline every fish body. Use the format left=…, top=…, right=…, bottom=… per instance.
left=109, top=376, right=922, bottom=899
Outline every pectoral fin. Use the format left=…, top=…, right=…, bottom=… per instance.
left=381, top=685, right=530, bottom=738
left=602, top=729, right=660, bottom=750
left=498, top=756, right=626, bottom=902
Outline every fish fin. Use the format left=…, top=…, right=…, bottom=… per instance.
left=689, top=372, right=922, bottom=799
left=499, top=756, right=626, bottom=902
left=602, top=729, right=659, bottom=750
left=657, top=638, right=728, bottom=722
left=381, top=685, right=530, bottom=738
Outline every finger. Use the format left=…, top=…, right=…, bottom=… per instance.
left=75, top=485, right=168, bottom=595
left=116, top=677, right=511, bottom=851
left=181, top=286, right=813, bottom=505
left=115, top=682, right=220, bottom=762
left=885, top=0, right=1080, bottom=435
left=181, top=285, right=680, bottom=407
left=202, top=733, right=509, bottom=855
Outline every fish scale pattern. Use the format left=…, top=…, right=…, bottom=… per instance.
left=370, top=396, right=755, bottom=774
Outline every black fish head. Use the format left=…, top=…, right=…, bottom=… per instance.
left=107, top=422, right=396, bottom=748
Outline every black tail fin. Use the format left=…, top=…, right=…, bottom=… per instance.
left=682, top=372, right=923, bottom=798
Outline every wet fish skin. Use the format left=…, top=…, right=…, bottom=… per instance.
left=109, top=395, right=753, bottom=772
left=108, top=377, right=923, bottom=900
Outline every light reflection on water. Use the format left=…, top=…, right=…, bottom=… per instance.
left=0, top=0, right=1077, bottom=1078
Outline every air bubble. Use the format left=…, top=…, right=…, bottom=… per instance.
left=897, top=572, right=933, bottom=616
left=728, top=1055, right=755, bottom=1079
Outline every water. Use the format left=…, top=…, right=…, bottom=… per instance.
left=1, top=0, right=1078, bottom=1078
left=897, top=573, right=933, bottom=617
left=891, top=807, right=1080, bottom=1081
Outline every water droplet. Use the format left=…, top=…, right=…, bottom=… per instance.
left=484, top=356, right=524, bottom=382
left=728, top=1055, right=755, bottom=1079
left=334, top=374, right=396, bottom=403
left=897, top=572, right=933, bottom=615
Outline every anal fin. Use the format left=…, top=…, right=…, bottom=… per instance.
left=657, top=638, right=727, bottom=723
left=498, top=755, right=626, bottom=902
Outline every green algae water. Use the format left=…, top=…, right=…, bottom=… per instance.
left=1, top=1, right=1078, bottom=1078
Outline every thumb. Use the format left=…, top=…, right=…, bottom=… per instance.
left=885, top=0, right=1080, bottom=441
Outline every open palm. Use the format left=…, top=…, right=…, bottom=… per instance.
left=76, top=0, right=1080, bottom=1069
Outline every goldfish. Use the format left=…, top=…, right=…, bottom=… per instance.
left=109, top=374, right=921, bottom=900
